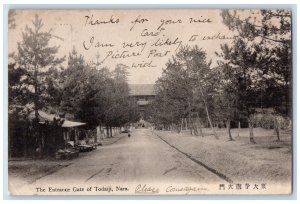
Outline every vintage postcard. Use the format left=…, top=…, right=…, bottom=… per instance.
left=7, top=8, right=292, bottom=195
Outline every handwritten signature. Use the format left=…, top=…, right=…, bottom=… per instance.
left=135, top=184, right=159, bottom=194
left=166, top=185, right=207, bottom=194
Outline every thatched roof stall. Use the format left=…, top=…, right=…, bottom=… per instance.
left=28, top=110, right=86, bottom=158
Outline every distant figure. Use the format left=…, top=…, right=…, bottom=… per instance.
left=128, top=133, right=131, bottom=137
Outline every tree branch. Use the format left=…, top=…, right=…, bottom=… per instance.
left=258, top=34, right=290, bottom=44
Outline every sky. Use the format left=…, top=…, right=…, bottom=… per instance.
left=8, top=9, right=237, bottom=84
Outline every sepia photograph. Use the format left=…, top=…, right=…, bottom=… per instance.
left=7, top=8, right=292, bottom=196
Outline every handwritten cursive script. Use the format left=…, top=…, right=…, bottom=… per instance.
left=135, top=184, right=159, bottom=194
left=166, top=185, right=207, bottom=194
left=81, top=12, right=236, bottom=69
left=84, top=15, right=120, bottom=26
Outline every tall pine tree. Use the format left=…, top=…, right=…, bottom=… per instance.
left=14, top=14, right=65, bottom=121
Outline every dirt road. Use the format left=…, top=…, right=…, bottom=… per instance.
left=11, top=129, right=225, bottom=195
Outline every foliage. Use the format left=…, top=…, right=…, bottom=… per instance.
left=12, top=14, right=65, bottom=118
left=151, top=45, right=218, bottom=136
left=60, top=48, right=139, bottom=128
left=253, top=113, right=290, bottom=130
left=220, top=9, right=291, bottom=117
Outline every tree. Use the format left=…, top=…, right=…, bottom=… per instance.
left=152, top=55, right=193, bottom=131
left=217, top=39, right=260, bottom=143
left=113, top=64, right=130, bottom=84
left=9, top=15, right=65, bottom=157
left=60, top=48, right=103, bottom=128
left=152, top=73, right=190, bottom=130
left=8, top=10, right=17, bottom=29
left=60, top=48, right=87, bottom=114
left=151, top=45, right=219, bottom=139
left=14, top=14, right=65, bottom=121
left=8, top=63, right=31, bottom=112
left=218, top=9, right=291, bottom=142
left=210, top=65, right=238, bottom=141
left=61, top=50, right=139, bottom=134
left=221, top=10, right=291, bottom=111
left=176, top=45, right=219, bottom=139
left=99, top=64, right=139, bottom=134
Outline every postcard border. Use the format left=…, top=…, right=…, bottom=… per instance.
left=2, top=3, right=297, bottom=200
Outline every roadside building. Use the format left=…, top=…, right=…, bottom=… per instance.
left=31, top=111, right=87, bottom=157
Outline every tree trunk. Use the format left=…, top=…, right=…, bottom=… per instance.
left=94, top=128, right=97, bottom=143
left=23, top=128, right=28, bottom=158
left=176, top=122, right=180, bottom=133
left=227, top=119, right=234, bottom=141
left=204, top=104, right=218, bottom=139
left=197, top=117, right=204, bottom=137
left=36, top=129, right=43, bottom=159
left=109, top=126, right=113, bottom=137
left=23, top=122, right=31, bottom=157
left=74, top=128, right=78, bottom=145
left=248, top=117, right=256, bottom=143
left=33, top=64, right=39, bottom=121
left=198, top=87, right=218, bottom=139
left=33, top=64, right=41, bottom=157
left=179, top=118, right=184, bottom=133
left=237, top=121, right=241, bottom=137
left=274, top=116, right=280, bottom=141
left=98, top=125, right=103, bottom=140
left=191, top=118, right=199, bottom=136
left=41, top=133, right=45, bottom=157
left=106, top=126, right=109, bottom=138
left=188, top=118, right=193, bottom=135
left=199, top=125, right=204, bottom=137
left=284, top=79, right=290, bottom=117
left=184, top=118, right=188, bottom=130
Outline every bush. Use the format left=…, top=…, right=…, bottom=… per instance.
left=253, top=113, right=290, bottom=130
